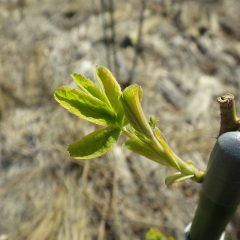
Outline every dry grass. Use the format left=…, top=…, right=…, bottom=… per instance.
left=0, top=0, right=239, bottom=239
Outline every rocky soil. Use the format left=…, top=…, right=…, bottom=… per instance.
left=0, top=0, right=239, bottom=239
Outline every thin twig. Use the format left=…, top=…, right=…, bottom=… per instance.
left=127, top=0, right=146, bottom=85
left=100, top=0, right=111, bottom=69
left=108, top=0, right=119, bottom=79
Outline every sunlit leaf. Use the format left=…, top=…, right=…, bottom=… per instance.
left=54, top=87, right=116, bottom=126
left=124, top=138, right=170, bottom=166
left=121, top=84, right=152, bottom=136
left=146, top=227, right=175, bottom=240
left=68, top=126, right=121, bottom=159
left=128, top=124, right=150, bottom=143
left=71, top=73, right=111, bottom=105
left=165, top=172, right=194, bottom=185
left=96, top=66, right=122, bottom=112
left=153, top=126, right=180, bottom=170
left=149, top=116, right=158, bottom=129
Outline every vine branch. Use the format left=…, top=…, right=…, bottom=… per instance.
left=217, top=93, right=240, bottom=136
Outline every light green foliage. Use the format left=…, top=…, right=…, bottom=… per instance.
left=165, top=172, right=194, bottom=185
left=71, top=73, right=110, bottom=104
left=150, top=123, right=180, bottom=169
left=54, top=66, right=204, bottom=183
left=68, top=126, right=121, bottom=159
left=121, top=84, right=152, bottom=137
left=124, top=138, right=164, bottom=162
left=54, top=87, right=117, bottom=126
left=96, top=66, right=125, bottom=123
left=146, top=228, right=175, bottom=240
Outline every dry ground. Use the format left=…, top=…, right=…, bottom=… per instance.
left=0, top=0, right=239, bottom=239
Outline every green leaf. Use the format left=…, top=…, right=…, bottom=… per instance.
left=165, top=172, right=194, bottom=185
left=71, top=73, right=110, bottom=104
left=149, top=116, right=158, bottom=129
left=54, top=87, right=116, bottom=126
left=124, top=138, right=169, bottom=166
left=146, top=228, right=175, bottom=240
left=152, top=126, right=180, bottom=170
left=121, top=84, right=152, bottom=136
left=68, top=126, right=121, bottom=159
left=96, top=66, right=122, bottom=112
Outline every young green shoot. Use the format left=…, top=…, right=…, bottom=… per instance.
left=54, top=66, right=205, bottom=184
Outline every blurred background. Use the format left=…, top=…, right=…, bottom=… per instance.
left=0, top=0, right=239, bottom=239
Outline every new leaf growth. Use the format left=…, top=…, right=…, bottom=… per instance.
left=54, top=66, right=204, bottom=184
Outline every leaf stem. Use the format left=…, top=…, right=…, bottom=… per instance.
left=122, top=127, right=135, bottom=139
left=174, top=156, right=205, bottom=182
left=122, top=127, right=205, bottom=182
